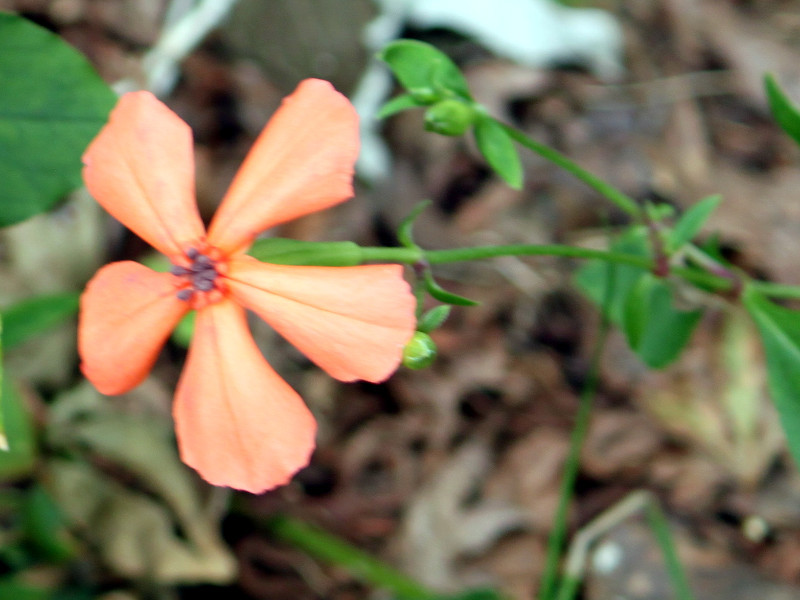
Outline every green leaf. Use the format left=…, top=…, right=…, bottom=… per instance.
left=422, top=271, right=479, bottom=306
left=248, top=238, right=363, bottom=266
left=0, top=577, right=51, bottom=600
left=574, top=227, right=650, bottom=324
left=765, top=73, right=800, bottom=148
left=668, top=195, right=722, bottom=253
left=576, top=227, right=702, bottom=367
left=22, top=485, right=76, bottom=562
left=378, top=40, right=472, bottom=102
left=0, top=13, right=116, bottom=226
left=621, top=273, right=703, bottom=368
left=377, top=93, right=423, bottom=119
left=418, top=305, right=451, bottom=333
left=2, top=293, right=79, bottom=350
left=0, top=378, right=36, bottom=479
left=743, top=286, right=800, bottom=471
left=473, top=116, right=523, bottom=189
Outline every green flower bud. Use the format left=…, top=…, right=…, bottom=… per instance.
left=402, top=331, right=438, bottom=370
left=424, top=99, right=475, bottom=136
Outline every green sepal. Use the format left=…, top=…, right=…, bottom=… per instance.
left=402, top=331, right=438, bottom=370
left=418, top=305, right=451, bottom=333
left=248, top=238, right=363, bottom=266
left=378, top=39, right=472, bottom=102
left=473, top=116, right=523, bottom=189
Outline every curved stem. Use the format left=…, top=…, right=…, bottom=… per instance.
left=500, top=124, right=641, bottom=218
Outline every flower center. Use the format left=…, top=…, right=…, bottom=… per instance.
left=171, top=246, right=227, bottom=308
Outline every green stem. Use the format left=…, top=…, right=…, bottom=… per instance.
left=645, top=501, right=696, bottom=600
left=749, top=280, right=800, bottom=299
left=500, top=124, right=641, bottom=218
left=360, top=244, right=739, bottom=294
left=264, top=515, right=440, bottom=600
left=361, top=243, right=800, bottom=301
left=538, top=265, right=614, bottom=600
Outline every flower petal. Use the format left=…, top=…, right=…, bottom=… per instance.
left=225, top=256, right=416, bottom=383
left=174, top=300, right=317, bottom=493
left=79, top=261, right=189, bottom=395
left=82, top=91, right=206, bottom=258
left=207, top=79, right=359, bottom=254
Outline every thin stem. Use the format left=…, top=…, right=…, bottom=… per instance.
left=645, top=500, right=696, bottom=600
left=500, top=124, right=641, bottom=218
left=358, top=244, right=800, bottom=301
left=538, top=263, right=615, bottom=600
left=748, top=280, right=800, bottom=300
left=264, top=515, right=440, bottom=600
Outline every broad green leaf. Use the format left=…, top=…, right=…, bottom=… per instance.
left=668, top=195, right=722, bottom=253
left=473, top=116, right=523, bottom=189
left=765, top=73, right=800, bottom=148
left=377, top=93, right=423, bottom=119
left=379, top=39, right=472, bottom=101
left=248, top=238, right=363, bottom=266
left=0, top=13, right=116, bottom=226
left=0, top=578, right=50, bottom=600
left=622, top=273, right=703, bottom=368
left=2, top=293, right=79, bottom=350
left=574, top=227, right=650, bottom=324
left=22, top=485, right=76, bottom=562
left=0, top=378, right=36, bottom=479
left=742, top=287, right=800, bottom=471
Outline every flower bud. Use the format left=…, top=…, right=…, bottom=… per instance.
left=424, top=99, right=475, bottom=136
left=402, top=331, right=438, bottom=370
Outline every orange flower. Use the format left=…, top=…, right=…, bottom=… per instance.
left=78, top=80, right=416, bottom=493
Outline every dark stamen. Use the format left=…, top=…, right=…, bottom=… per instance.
left=173, top=248, right=221, bottom=302
left=170, top=265, right=190, bottom=276
left=193, top=277, right=215, bottom=292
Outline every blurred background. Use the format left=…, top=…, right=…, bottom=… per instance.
left=1, top=0, right=800, bottom=598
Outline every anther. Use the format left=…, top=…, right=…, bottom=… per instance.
left=176, top=289, right=194, bottom=301
left=170, top=265, right=190, bottom=276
